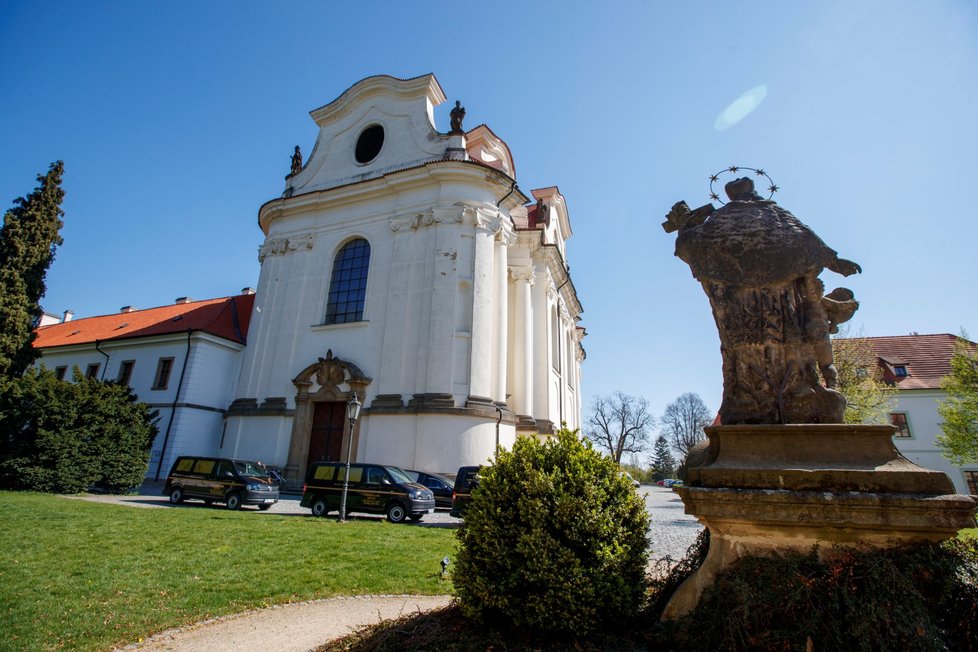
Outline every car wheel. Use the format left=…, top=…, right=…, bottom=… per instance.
left=311, top=498, right=329, bottom=517
left=386, top=503, right=407, bottom=523
left=409, top=513, right=424, bottom=522
left=258, top=504, right=272, bottom=511
left=169, top=486, right=184, bottom=504
left=225, top=492, right=242, bottom=511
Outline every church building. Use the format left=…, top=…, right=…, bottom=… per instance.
left=33, top=74, right=586, bottom=487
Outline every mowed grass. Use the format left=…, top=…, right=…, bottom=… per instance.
left=0, top=491, right=456, bottom=651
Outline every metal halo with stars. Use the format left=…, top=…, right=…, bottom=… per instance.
left=708, top=166, right=779, bottom=205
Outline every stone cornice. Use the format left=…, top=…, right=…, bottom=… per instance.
left=260, top=161, right=527, bottom=234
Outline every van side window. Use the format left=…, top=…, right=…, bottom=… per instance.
left=214, top=461, right=233, bottom=478
left=313, top=465, right=335, bottom=481
left=338, top=466, right=363, bottom=483
left=366, top=467, right=385, bottom=485
left=175, top=458, right=194, bottom=473
left=193, top=459, right=215, bottom=476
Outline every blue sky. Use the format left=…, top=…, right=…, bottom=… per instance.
left=2, top=0, right=976, bottom=428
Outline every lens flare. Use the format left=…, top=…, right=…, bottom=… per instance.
left=714, top=85, right=768, bottom=131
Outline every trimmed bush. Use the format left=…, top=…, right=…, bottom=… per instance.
left=453, top=428, right=650, bottom=638
left=0, top=367, right=158, bottom=493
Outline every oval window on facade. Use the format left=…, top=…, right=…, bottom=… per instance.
left=354, top=125, right=384, bottom=164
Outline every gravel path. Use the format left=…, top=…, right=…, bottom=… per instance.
left=116, top=594, right=452, bottom=652
left=83, top=484, right=701, bottom=650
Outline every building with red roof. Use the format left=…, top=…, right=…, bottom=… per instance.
left=34, top=292, right=256, bottom=479
left=840, top=333, right=977, bottom=495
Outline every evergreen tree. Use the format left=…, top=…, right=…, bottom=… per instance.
left=0, top=161, right=65, bottom=380
left=650, top=434, right=677, bottom=481
left=0, top=367, right=158, bottom=493
left=937, top=337, right=978, bottom=465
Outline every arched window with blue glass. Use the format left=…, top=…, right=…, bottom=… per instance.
left=324, top=238, right=370, bottom=324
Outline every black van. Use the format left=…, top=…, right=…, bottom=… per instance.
left=450, top=465, right=482, bottom=518
left=164, top=456, right=280, bottom=510
left=300, top=462, right=435, bottom=523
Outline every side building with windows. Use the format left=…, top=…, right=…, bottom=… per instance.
left=849, top=333, right=978, bottom=496
left=32, top=293, right=255, bottom=479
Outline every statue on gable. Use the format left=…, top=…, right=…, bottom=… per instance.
left=450, top=100, right=466, bottom=134
left=535, top=198, right=550, bottom=226
left=290, top=145, right=303, bottom=176
left=663, top=174, right=861, bottom=425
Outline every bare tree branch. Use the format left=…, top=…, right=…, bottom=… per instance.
left=661, top=392, right=712, bottom=458
left=584, top=391, right=655, bottom=463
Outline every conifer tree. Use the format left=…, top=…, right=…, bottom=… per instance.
left=650, top=434, right=677, bottom=481
left=0, top=161, right=65, bottom=380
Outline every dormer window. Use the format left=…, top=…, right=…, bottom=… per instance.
left=355, top=124, right=384, bottom=164
left=894, top=365, right=908, bottom=377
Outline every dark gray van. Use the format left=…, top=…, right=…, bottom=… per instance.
left=164, top=456, right=280, bottom=510
left=300, top=462, right=435, bottom=523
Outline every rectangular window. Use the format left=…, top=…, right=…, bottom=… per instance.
left=85, top=363, right=100, bottom=379
left=55, top=366, right=67, bottom=380
left=117, top=360, right=135, bottom=386
left=889, top=412, right=911, bottom=438
left=964, top=471, right=978, bottom=496
left=894, top=365, right=908, bottom=377
left=153, top=357, right=174, bottom=390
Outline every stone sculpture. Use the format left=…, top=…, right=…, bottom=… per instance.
left=290, top=145, right=303, bottom=176
left=663, top=177, right=861, bottom=424
left=450, top=100, right=466, bottom=133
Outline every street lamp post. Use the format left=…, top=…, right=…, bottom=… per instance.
left=494, top=404, right=502, bottom=458
left=339, top=393, right=362, bottom=522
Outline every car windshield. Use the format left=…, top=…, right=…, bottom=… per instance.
left=385, top=466, right=413, bottom=484
left=233, top=461, right=269, bottom=478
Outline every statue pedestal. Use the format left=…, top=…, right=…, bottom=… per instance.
left=662, top=424, right=977, bottom=620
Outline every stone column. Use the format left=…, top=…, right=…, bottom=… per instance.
left=532, top=268, right=552, bottom=430
left=467, top=208, right=499, bottom=407
left=510, top=266, right=535, bottom=419
left=492, top=230, right=512, bottom=404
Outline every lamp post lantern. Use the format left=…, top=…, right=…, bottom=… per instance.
left=339, top=393, right=362, bottom=522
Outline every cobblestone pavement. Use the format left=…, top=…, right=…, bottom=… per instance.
left=81, top=482, right=703, bottom=560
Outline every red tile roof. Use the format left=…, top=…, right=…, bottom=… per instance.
left=33, top=294, right=255, bottom=349
left=843, top=334, right=977, bottom=390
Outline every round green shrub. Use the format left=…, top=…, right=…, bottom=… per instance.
left=453, top=428, right=650, bottom=638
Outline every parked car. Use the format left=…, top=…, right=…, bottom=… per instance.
left=300, top=461, right=435, bottom=523
left=164, top=456, right=280, bottom=510
left=620, top=471, right=641, bottom=488
left=404, top=470, right=455, bottom=509
left=450, top=465, right=483, bottom=518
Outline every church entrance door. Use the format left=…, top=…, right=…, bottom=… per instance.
left=307, top=401, right=345, bottom=474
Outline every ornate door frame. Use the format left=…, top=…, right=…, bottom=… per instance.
left=284, top=350, right=371, bottom=487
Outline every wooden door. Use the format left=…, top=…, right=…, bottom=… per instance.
left=307, top=401, right=345, bottom=474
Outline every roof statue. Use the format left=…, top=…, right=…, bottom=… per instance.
left=290, top=145, right=303, bottom=176
left=449, top=100, right=466, bottom=133
left=663, top=175, right=861, bottom=424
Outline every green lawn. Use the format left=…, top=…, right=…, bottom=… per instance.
left=0, top=492, right=456, bottom=651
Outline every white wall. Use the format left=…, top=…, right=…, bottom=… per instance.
left=890, top=389, right=978, bottom=494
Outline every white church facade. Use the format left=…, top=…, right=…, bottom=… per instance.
left=33, top=74, right=586, bottom=487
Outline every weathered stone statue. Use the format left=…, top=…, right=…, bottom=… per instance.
left=663, top=177, right=860, bottom=424
left=290, top=145, right=303, bottom=176
left=450, top=100, right=466, bottom=133
left=659, top=173, right=977, bottom=622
